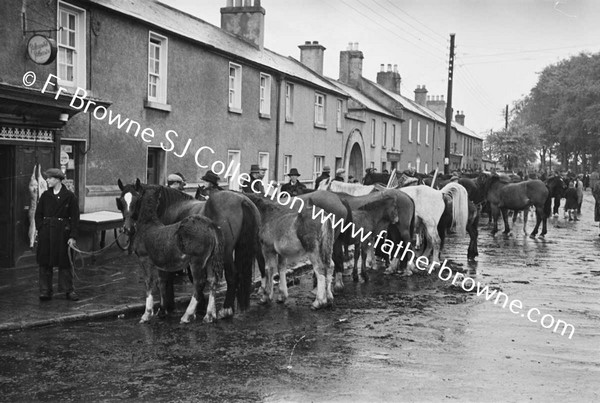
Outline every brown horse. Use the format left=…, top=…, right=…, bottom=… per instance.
left=129, top=186, right=224, bottom=323
left=117, top=180, right=261, bottom=319
left=245, top=193, right=335, bottom=310
left=479, top=175, right=550, bottom=238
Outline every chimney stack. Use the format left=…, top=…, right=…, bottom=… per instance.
left=455, top=110, right=465, bottom=125
left=339, top=42, right=364, bottom=87
left=426, top=94, right=446, bottom=117
left=221, top=0, right=265, bottom=49
left=376, top=62, right=401, bottom=94
left=299, top=40, right=326, bottom=75
left=414, top=85, right=428, bottom=106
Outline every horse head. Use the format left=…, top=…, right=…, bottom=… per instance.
left=546, top=176, right=567, bottom=198
left=195, top=185, right=209, bottom=201
left=116, top=179, right=144, bottom=235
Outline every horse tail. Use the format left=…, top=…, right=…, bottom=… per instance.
left=340, top=198, right=353, bottom=244
left=209, top=222, right=225, bottom=283
left=441, top=183, right=468, bottom=237
left=234, top=199, right=261, bottom=311
left=409, top=196, right=416, bottom=241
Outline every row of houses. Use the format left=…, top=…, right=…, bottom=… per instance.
left=0, top=0, right=484, bottom=268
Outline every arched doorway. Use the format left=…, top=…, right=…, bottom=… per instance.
left=349, top=143, right=363, bottom=181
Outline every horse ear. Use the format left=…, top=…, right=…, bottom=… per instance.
left=118, top=179, right=124, bottom=191
left=115, top=197, right=123, bottom=211
left=135, top=178, right=142, bottom=191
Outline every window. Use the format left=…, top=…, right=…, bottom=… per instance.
left=227, top=150, right=241, bottom=191
left=259, top=73, right=271, bottom=117
left=259, top=152, right=269, bottom=185
left=407, top=162, right=412, bottom=170
left=313, top=156, right=324, bottom=181
left=147, top=147, right=166, bottom=185
left=285, top=83, right=294, bottom=122
left=425, top=124, right=430, bottom=145
left=61, top=139, right=85, bottom=206
left=424, top=162, right=429, bottom=174
left=381, top=161, right=387, bottom=172
left=371, top=119, right=376, bottom=146
left=283, top=155, right=292, bottom=181
left=382, top=122, right=387, bottom=148
left=416, top=157, right=421, bottom=173
left=392, top=124, right=396, bottom=149
left=147, top=32, right=168, bottom=104
left=370, top=161, right=375, bottom=170
left=229, top=63, right=242, bottom=112
left=417, top=121, right=421, bottom=144
left=314, top=93, right=325, bottom=126
left=335, top=157, right=343, bottom=172
left=57, top=2, right=86, bottom=89
left=336, top=99, right=343, bottom=131
left=408, top=119, right=413, bottom=142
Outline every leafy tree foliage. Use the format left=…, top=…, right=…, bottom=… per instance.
left=525, top=52, right=600, bottom=170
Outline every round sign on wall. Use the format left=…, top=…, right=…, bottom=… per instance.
left=27, top=35, right=57, bottom=65
left=60, top=151, right=70, bottom=165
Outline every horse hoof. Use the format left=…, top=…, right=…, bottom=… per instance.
left=529, top=234, right=536, bottom=239
left=180, top=314, right=195, bottom=324
left=352, top=274, right=359, bottom=283
left=276, top=296, right=286, bottom=304
left=361, top=273, right=369, bottom=282
left=333, top=282, right=344, bottom=293
left=219, top=307, right=234, bottom=319
left=203, top=313, right=216, bottom=323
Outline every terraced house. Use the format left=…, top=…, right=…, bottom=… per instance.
left=0, top=0, right=350, bottom=267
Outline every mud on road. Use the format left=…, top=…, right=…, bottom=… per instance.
left=0, top=193, right=599, bottom=402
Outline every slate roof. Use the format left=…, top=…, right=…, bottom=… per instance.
left=328, top=79, right=396, bottom=118
left=366, top=79, right=482, bottom=140
left=87, top=0, right=346, bottom=96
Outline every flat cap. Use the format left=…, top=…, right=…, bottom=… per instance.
left=45, top=168, right=65, bottom=180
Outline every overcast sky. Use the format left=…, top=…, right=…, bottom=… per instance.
left=162, top=0, right=600, bottom=136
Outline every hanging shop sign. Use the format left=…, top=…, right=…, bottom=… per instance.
left=27, top=35, right=57, bottom=65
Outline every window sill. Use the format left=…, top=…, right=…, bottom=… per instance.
left=314, top=123, right=327, bottom=130
left=259, top=112, right=271, bottom=119
left=144, top=100, right=172, bottom=112
left=382, top=146, right=387, bottom=150
left=285, top=118, right=294, bottom=124
left=228, top=106, right=243, bottom=114
left=370, top=144, right=376, bottom=148
left=336, top=128, right=344, bottom=133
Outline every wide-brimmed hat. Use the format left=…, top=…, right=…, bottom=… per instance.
left=201, top=170, right=221, bottom=185
left=287, top=168, right=301, bottom=177
left=336, top=168, right=345, bottom=175
left=322, top=166, right=331, bottom=172
left=250, top=164, right=267, bottom=173
left=45, top=168, right=65, bottom=180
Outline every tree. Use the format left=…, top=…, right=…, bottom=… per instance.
left=526, top=52, right=600, bottom=171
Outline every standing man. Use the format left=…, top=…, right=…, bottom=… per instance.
left=280, top=168, right=307, bottom=197
left=35, top=168, right=80, bottom=301
left=241, top=164, right=266, bottom=194
left=314, top=166, right=331, bottom=189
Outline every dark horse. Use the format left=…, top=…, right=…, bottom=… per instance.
left=478, top=175, right=549, bottom=238
left=117, top=179, right=261, bottom=319
left=128, top=185, right=224, bottom=323
left=362, top=170, right=390, bottom=185
left=546, top=175, right=567, bottom=217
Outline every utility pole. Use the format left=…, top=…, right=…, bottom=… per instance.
left=505, top=104, right=509, bottom=131
left=444, top=33, right=455, bottom=175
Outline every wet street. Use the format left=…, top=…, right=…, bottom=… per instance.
left=1, top=193, right=599, bottom=402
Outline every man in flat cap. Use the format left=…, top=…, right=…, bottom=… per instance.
left=334, top=168, right=345, bottom=182
left=35, top=168, right=80, bottom=301
left=314, top=165, right=331, bottom=189
left=167, top=172, right=186, bottom=191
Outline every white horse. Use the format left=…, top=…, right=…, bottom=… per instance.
left=398, top=183, right=468, bottom=269
left=318, top=179, right=375, bottom=196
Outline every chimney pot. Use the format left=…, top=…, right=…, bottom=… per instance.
left=312, top=40, right=318, bottom=44
left=305, top=41, right=311, bottom=44
left=387, top=64, right=392, bottom=72
left=380, top=64, right=384, bottom=71
left=347, top=42, right=353, bottom=50
left=353, top=42, right=359, bottom=50
left=243, top=0, right=251, bottom=6
left=393, top=64, right=398, bottom=72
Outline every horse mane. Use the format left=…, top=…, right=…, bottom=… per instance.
left=358, top=195, right=393, bottom=211
left=327, top=181, right=374, bottom=196
left=245, top=193, right=287, bottom=215
left=137, top=187, right=162, bottom=224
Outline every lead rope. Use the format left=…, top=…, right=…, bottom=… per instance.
left=67, top=232, right=129, bottom=277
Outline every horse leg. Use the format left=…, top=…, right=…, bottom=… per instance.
left=220, top=252, right=236, bottom=319
left=140, top=261, right=157, bottom=323
left=352, top=241, right=360, bottom=282
left=259, top=252, right=277, bottom=305
left=522, top=207, right=529, bottom=234
left=310, top=253, right=329, bottom=310
left=531, top=206, right=545, bottom=238
left=181, top=258, right=207, bottom=324
left=332, top=239, right=345, bottom=293
left=157, top=270, right=175, bottom=318
left=501, top=208, right=511, bottom=234
left=491, top=205, right=500, bottom=234
left=276, top=263, right=288, bottom=304
left=360, top=243, right=369, bottom=282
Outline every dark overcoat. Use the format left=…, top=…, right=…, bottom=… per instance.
left=280, top=181, right=307, bottom=197
left=35, top=186, right=80, bottom=267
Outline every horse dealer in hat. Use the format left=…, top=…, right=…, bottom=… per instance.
left=280, top=168, right=307, bottom=197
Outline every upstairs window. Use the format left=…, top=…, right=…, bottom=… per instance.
left=408, top=119, right=413, bottom=142
left=336, top=99, right=343, bottom=131
left=417, top=121, right=421, bottom=144
left=259, top=73, right=271, bottom=117
left=313, top=156, right=324, bottom=181
left=314, top=93, right=325, bottom=126
left=57, top=2, right=86, bottom=89
left=285, top=83, right=294, bottom=122
left=382, top=121, right=387, bottom=148
left=392, top=124, right=397, bottom=149
left=371, top=119, right=376, bottom=146
left=148, top=32, right=168, bottom=104
left=229, top=63, right=242, bottom=112
left=425, top=124, right=430, bottom=145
